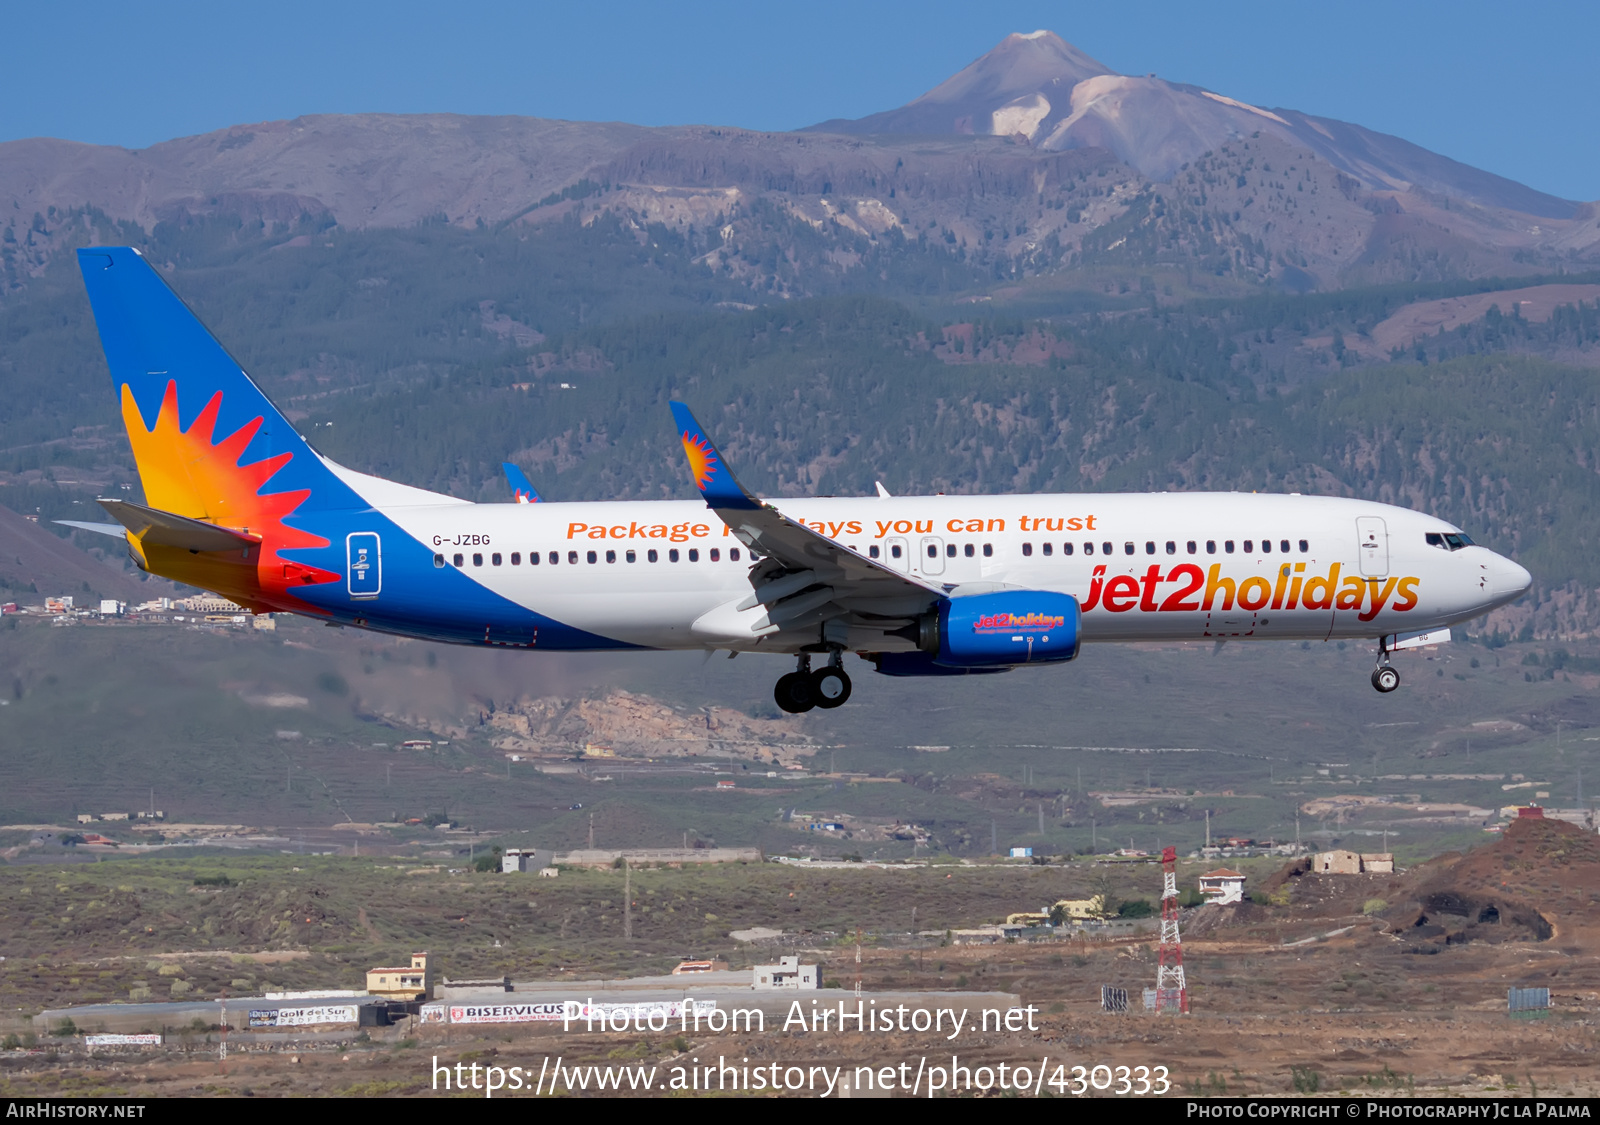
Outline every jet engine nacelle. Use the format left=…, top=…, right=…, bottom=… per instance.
left=898, top=590, right=1081, bottom=668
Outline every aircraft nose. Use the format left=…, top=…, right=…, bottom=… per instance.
left=1487, top=554, right=1532, bottom=601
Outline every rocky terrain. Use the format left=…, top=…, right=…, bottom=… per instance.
left=4, top=32, right=1597, bottom=298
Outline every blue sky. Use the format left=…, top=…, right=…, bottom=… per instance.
left=4, top=0, right=1595, bottom=200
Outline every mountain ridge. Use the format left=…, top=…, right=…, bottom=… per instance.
left=806, top=31, right=1578, bottom=220
left=2, top=32, right=1596, bottom=300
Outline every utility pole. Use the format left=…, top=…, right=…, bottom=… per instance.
left=991, top=820, right=997, bottom=855
left=1038, top=803, right=1044, bottom=835
left=1205, top=809, right=1211, bottom=850
left=588, top=813, right=595, bottom=851
left=1155, top=846, right=1188, bottom=1014
left=623, top=861, right=632, bottom=942
left=1091, top=818, right=1097, bottom=854
left=854, top=928, right=862, bottom=998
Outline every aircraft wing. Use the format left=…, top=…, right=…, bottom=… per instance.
left=97, top=498, right=261, bottom=552
left=667, top=403, right=946, bottom=626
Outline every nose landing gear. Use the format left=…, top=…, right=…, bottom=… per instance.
left=1371, top=638, right=1399, bottom=693
left=774, top=652, right=853, bottom=713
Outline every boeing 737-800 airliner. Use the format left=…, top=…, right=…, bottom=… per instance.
left=69, top=248, right=1532, bottom=713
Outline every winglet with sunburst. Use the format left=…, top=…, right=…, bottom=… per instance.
left=667, top=401, right=762, bottom=510
left=682, top=431, right=718, bottom=491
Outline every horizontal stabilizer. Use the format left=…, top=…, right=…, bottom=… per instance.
left=55, top=520, right=129, bottom=538
left=97, top=499, right=260, bottom=553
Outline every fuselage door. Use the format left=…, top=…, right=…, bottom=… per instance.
left=919, top=536, right=946, bottom=576
left=347, top=532, right=382, bottom=599
left=884, top=536, right=909, bottom=573
left=1356, top=517, right=1388, bottom=577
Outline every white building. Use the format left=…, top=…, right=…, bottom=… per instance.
left=753, top=956, right=818, bottom=989
left=1198, top=868, right=1246, bottom=905
left=501, top=848, right=551, bottom=873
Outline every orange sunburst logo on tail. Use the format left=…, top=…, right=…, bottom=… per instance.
left=682, top=431, right=718, bottom=491
left=121, top=381, right=336, bottom=606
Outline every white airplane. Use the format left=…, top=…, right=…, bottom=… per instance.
left=73, top=246, right=1532, bottom=712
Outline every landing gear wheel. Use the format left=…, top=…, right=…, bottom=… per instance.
left=775, top=672, right=815, bottom=714
left=1371, top=665, right=1400, bottom=693
left=811, top=667, right=852, bottom=709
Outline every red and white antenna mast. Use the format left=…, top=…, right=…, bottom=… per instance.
left=1156, top=845, right=1189, bottom=1014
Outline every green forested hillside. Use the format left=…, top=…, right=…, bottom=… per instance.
left=3, top=209, right=1598, bottom=629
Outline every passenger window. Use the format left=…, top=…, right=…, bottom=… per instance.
left=982, top=544, right=993, bottom=557
left=1244, top=540, right=1254, bottom=553
left=1022, top=542, right=1032, bottom=556
left=530, top=552, right=540, bottom=565
left=648, top=549, right=659, bottom=562
left=586, top=550, right=597, bottom=564
left=491, top=552, right=502, bottom=566
left=946, top=543, right=956, bottom=557
left=869, top=545, right=880, bottom=559
left=1261, top=540, right=1271, bottom=554
left=626, top=550, right=636, bottom=563
left=1186, top=541, right=1196, bottom=554
left=567, top=551, right=577, bottom=564
left=1280, top=539, right=1290, bottom=553
left=891, top=544, right=902, bottom=559
left=1205, top=541, right=1215, bottom=554
left=964, top=543, right=975, bottom=558
left=1083, top=542, right=1094, bottom=555
left=1062, top=543, right=1073, bottom=556
left=472, top=553, right=483, bottom=567
left=690, top=549, right=700, bottom=562
left=669, top=549, right=680, bottom=562
left=433, top=553, right=444, bottom=568
left=1298, top=539, right=1308, bottom=553
left=1123, top=542, right=1134, bottom=556
left=730, top=548, right=741, bottom=561
left=1102, top=542, right=1113, bottom=555
left=1042, top=542, right=1053, bottom=556
left=1165, top=541, right=1176, bottom=555
left=453, top=553, right=464, bottom=567
left=605, top=550, right=616, bottom=563
left=510, top=552, right=520, bottom=565
left=1224, top=540, right=1234, bottom=554
left=927, top=544, right=938, bottom=558
left=1145, top=541, right=1156, bottom=555
left=710, top=548, right=720, bottom=562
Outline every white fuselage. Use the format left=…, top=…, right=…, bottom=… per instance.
left=370, top=489, right=1530, bottom=652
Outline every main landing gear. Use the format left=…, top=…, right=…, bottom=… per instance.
left=774, top=652, right=852, bottom=714
left=1371, top=637, right=1399, bottom=693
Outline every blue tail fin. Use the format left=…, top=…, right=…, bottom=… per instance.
left=77, top=246, right=359, bottom=518
left=502, top=462, right=542, bottom=503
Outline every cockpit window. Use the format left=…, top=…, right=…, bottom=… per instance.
left=1427, top=531, right=1474, bottom=551
left=1445, top=533, right=1473, bottom=549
